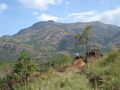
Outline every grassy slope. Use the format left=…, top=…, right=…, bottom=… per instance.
left=87, top=51, right=120, bottom=90
left=14, top=71, right=92, bottom=90
left=0, top=51, right=120, bottom=90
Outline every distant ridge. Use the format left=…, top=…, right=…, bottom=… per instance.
left=0, top=20, right=120, bottom=60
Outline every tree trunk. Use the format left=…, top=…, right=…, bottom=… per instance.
left=85, top=38, right=89, bottom=64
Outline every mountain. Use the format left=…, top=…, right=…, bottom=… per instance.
left=0, top=20, right=120, bottom=61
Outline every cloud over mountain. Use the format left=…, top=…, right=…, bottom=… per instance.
left=18, top=0, right=62, bottom=10
left=34, top=13, right=58, bottom=21
left=68, top=6, right=120, bottom=26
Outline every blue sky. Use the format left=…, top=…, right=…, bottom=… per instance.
left=0, top=0, right=120, bottom=36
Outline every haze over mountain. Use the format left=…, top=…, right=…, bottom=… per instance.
left=0, top=20, right=120, bottom=61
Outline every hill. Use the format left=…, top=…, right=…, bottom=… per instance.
left=0, top=20, right=120, bottom=61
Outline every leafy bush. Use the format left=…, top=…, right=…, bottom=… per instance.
left=0, top=52, right=38, bottom=89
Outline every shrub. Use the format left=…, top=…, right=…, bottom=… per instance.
left=0, top=52, right=38, bottom=89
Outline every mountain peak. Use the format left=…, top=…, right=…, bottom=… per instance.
left=31, top=20, right=58, bottom=27
left=47, top=20, right=56, bottom=23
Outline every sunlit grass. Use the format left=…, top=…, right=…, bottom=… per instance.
left=0, top=51, right=120, bottom=90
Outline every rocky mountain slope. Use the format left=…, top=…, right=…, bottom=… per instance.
left=0, top=20, right=120, bottom=61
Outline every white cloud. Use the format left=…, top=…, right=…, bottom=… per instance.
left=68, top=11, right=95, bottom=21
left=35, top=13, right=58, bottom=21
left=65, top=1, right=70, bottom=5
left=18, top=0, right=62, bottom=10
left=0, top=3, right=8, bottom=13
left=68, top=7, right=120, bottom=26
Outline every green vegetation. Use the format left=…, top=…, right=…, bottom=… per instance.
left=0, top=61, right=13, bottom=79
left=86, top=51, right=120, bottom=90
left=12, top=52, right=38, bottom=85
left=15, top=72, right=92, bottom=90
left=0, top=19, right=120, bottom=90
left=0, top=52, right=38, bottom=90
left=0, top=21, right=120, bottom=61
left=39, top=54, right=73, bottom=72
left=75, top=26, right=93, bottom=63
left=0, top=51, right=120, bottom=90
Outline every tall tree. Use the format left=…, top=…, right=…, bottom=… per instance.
left=75, top=26, right=93, bottom=63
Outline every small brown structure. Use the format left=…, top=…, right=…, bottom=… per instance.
left=64, top=56, right=86, bottom=72
left=63, top=50, right=103, bottom=72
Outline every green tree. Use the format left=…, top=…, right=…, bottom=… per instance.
left=75, top=26, right=93, bottom=63
left=0, top=52, right=38, bottom=89
left=12, top=51, right=37, bottom=85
